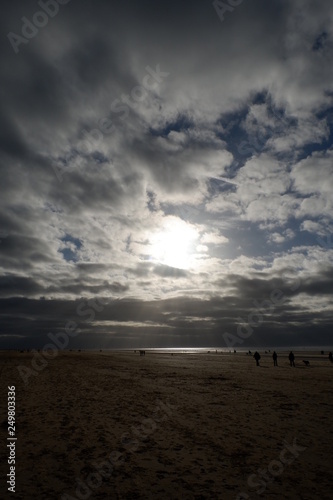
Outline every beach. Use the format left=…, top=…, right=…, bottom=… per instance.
left=1, top=350, right=332, bottom=499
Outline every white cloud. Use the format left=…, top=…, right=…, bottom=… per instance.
left=201, top=231, right=229, bottom=245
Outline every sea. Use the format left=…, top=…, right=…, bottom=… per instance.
left=97, top=346, right=333, bottom=355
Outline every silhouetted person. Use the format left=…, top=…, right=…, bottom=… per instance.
left=289, top=351, right=295, bottom=367
left=272, top=351, right=278, bottom=366
left=329, top=352, right=333, bottom=364
left=253, top=351, right=261, bottom=366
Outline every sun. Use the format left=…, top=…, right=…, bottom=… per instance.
left=149, top=219, right=198, bottom=270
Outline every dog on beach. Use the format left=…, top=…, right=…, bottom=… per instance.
left=302, top=360, right=310, bottom=366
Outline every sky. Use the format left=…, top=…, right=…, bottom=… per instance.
left=1, top=0, right=333, bottom=350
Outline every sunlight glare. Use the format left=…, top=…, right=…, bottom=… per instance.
left=150, top=219, right=198, bottom=270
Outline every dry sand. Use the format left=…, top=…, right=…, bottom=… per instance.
left=1, top=350, right=332, bottom=499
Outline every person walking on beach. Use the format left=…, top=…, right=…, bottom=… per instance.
left=253, top=351, right=261, bottom=366
left=289, top=351, right=295, bottom=367
left=272, top=351, right=278, bottom=366
left=329, top=352, right=333, bottom=364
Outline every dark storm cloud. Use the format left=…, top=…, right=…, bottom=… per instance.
left=0, top=233, right=56, bottom=272
left=1, top=278, right=332, bottom=348
left=1, top=0, right=333, bottom=348
left=127, top=262, right=189, bottom=279
left=0, top=276, right=43, bottom=297
left=0, top=106, right=28, bottom=159
left=152, top=264, right=188, bottom=279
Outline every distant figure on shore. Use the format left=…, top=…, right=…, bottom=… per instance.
left=289, top=351, right=295, bottom=367
left=253, top=351, right=261, bottom=366
left=272, top=351, right=278, bottom=366
left=329, top=352, right=333, bottom=363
